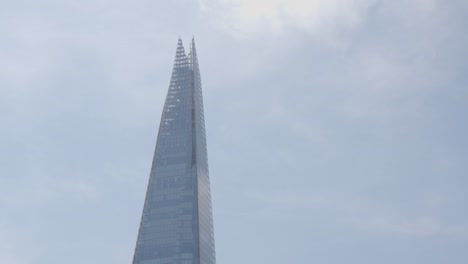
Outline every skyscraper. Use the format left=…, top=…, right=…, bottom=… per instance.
left=132, top=38, right=216, bottom=264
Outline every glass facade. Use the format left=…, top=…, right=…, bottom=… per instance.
left=132, top=38, right=216, bottom=264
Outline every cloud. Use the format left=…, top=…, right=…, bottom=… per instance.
left=200, top=0, right=377, bottom=35
left=0, top=226, right=32, bottom=264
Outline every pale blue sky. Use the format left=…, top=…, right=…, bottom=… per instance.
left=1, top=0, right=467, bottom=263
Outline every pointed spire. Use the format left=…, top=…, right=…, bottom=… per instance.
left=133, top=37, right=215, bottom=264
left=190, top=36, right=197, bottom=56
left=176, top=38, right=185, bottom=54
left=188, top=37, right=199, bottom=70
left=173, top=38, right=188, bottom=68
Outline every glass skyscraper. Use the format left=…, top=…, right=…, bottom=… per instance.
left=132, top=38, right=216, bottom=264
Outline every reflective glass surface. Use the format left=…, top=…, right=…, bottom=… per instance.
left=133, top=39, right=216, bottom=264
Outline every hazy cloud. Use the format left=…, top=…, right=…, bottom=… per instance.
left=201, top=0, right=377, bottom=35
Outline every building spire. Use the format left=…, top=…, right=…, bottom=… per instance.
left=190, top=37, right=197, bottom=55
left=132, top=37, right=216, bottom=264
left=188, top=37, right=199, bottom=71
left=173, top=38, right=188, bottom=68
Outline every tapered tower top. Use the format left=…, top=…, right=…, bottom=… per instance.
left=132, top=38, right=215, bottom=264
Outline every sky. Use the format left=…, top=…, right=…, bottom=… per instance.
left=1, top=0, right=467, bottom=263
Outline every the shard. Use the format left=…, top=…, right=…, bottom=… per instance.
left=132, top=38, right=216, bottom=264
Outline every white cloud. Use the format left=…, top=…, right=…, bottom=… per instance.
left=200, top=0, right=377, bottom=35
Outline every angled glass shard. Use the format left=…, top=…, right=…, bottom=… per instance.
left=132, top=38, right=216, bottom=264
